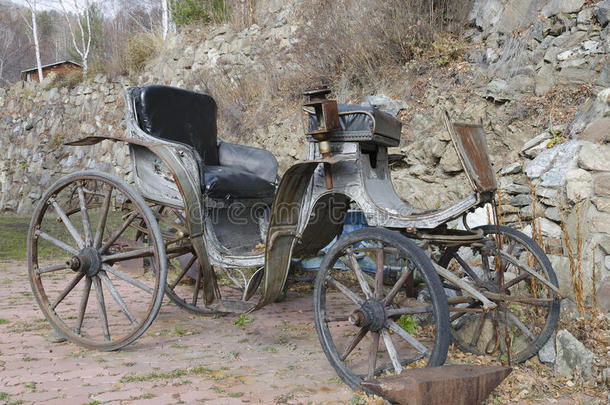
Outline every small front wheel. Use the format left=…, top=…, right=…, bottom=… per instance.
left=27, top=171, right=167, bottom=350
left=314, top=228, right=450, bottom=392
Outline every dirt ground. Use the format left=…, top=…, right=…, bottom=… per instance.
left=0, top=260, right=606, bottom=404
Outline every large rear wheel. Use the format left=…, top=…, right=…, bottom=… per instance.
left=438, top=225, right=560, bottom=363
left=27, top=171, right=167, bottom=350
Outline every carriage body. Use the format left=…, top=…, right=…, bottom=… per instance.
left=27, top=85, right=559, bottom=400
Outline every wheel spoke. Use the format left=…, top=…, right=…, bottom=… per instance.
left=449, top=304, right=479, bottom=321
left=470, top=313, right=487, bottom=347
left=51, top=273, right=84, bottom=310
left=340, top=327, right=368, bottom=361
left=169, top=255, right=196, bottom=290
left=94, top=186, right=113, bottom=249
left=327, top=277, right=363, bottom=305
left=506, top=311, right=536, bottom=341
left=192, top=264, right=202, bottom=306
left=92, top=276, right=110, bottom=341
left=102, top=264, right=153, bottom=294
left=99, top=271, right=136, bottom=324
left=367, top=332, right=380, bottom=379
left=36, top=263, right=69, bottom=275
left=74, top=277, right=92, bottom=335
left=102, top=247, right=155, bottom=263
left=347, top=251, right=373, bottom=299
left=451, top=251, right=485, bottom=287
left=99, top=212, right=138, bottom=254
left=51, top=199, right=85, bottom=249
left=481, top=252, right=492, bottom=280
left=371, top=354, right=426, bottom=377
left=386, top=320, right=430, bottom=355
left=383, top=268, right=413, bottom=306
left=381, top=329, right=402, bottom=374
left=77, top=185, right=93, bottom=246
left=36, top=231, right=78, bottom=255
left=375, top=248, right=384, bottom=300
left=499, top=253, right=560, bottom=295
left=502, top=271, right=530, bottom=290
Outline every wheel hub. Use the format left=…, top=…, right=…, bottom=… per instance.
left=348, top=299, right=386, bottom=332
left=68, top=247, right=102, bottom=277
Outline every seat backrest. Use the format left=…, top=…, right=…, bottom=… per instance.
left=133, top=85, right=219, bottom=165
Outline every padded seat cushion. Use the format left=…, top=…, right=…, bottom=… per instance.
left=134, top=85, right=219, bottom=165
left=203, top=165, right=276, bottom=199
left=307, top=104, right=402, bottom=147
left=218, top=141, right=278, bottom=184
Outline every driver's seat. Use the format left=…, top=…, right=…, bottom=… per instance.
left=132, top=85, right=278, bottom=199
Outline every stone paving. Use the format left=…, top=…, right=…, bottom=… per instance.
left=0, top=260, right=601, bottom=404
left=0, top=261, right=354, bottom=404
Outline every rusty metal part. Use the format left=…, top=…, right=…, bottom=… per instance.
left=442, top=111, right=497, bottom=197
left=360, top=364, right=511, bottom=405
left=405, top=227, right=485, bottom=246
left=303, top=85, right=340, bottom=189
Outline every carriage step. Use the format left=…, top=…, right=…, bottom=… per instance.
left=209, top=299, right=255, bottom=314
left=360, top=364, right=511, bottom=405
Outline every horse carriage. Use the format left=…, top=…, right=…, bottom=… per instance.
left=27, top=84, right=560, bottom=396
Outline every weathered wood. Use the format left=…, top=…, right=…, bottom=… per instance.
left=360, top=364, right=511, bottom=405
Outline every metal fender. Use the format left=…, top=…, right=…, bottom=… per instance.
left=254, top=156, right=352, bottom=310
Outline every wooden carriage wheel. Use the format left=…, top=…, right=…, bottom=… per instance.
left=438, top=225, right=560, bottom=363
left=313, top=228, right=450, bottom=393
left=27, top=171, right=167, bottom=350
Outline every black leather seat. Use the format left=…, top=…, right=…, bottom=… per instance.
left=133, top=85, right=277, bottom=199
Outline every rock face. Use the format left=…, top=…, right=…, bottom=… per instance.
left=538, top=334, right=557, bottom=364
left=555, top=329, right=595, bottom=380
left=542, top=0, right=585, bottom=17
left=594, top=0, right=610, bottom=26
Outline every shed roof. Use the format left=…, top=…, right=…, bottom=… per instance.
left=20, top=60, right=82, bottom=74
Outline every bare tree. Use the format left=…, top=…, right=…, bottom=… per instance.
left=0, top=26, right=17, bottom=84
left=161, top=0, right=169, bottom=39
left=23, top=0, right=44, bottom=81
left=59, top=0, right=92, bottom=74
left=161, top=0, right=174, bottom=39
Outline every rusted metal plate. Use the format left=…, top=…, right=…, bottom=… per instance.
left=442, top=111, right=497, bottom=195
left=360, top=364, right=511, bottom=405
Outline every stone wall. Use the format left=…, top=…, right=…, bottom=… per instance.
left=0, top=0, right=609, bottom=311
left=0, top=75, right=132, bottom=214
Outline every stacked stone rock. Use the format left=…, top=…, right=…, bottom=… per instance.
left=491, top=88, right=610, bottom=315
left=0, top=74, right=131, bottom=213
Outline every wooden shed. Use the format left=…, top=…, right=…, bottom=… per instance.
left=21, top=60, right=82, bottom=82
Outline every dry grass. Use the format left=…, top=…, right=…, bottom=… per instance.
left=296, top=0, right=470, bottom=95
left=184, top=64, right=303, bottom=139
left=559, top=201, right=585, bottom=317
left=124, top=33, right=163, bottom=76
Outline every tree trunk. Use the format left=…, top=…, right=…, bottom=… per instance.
left=31, top=10, right=43, bottom=82
left=162, top=0, right=169, bottom=39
